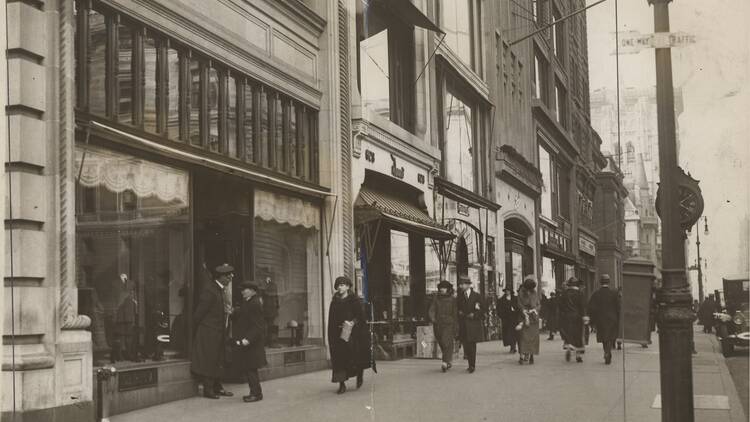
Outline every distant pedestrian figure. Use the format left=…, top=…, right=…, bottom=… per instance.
left=698, top=294, right=717, bottom=333
left=428, top=280, right=458, bottom=372
left=328, top=276, right=371, bottom=394
left=517, top=277, right=541, bottom=364
left=544, top=291, right=559, bottom=340
left=232, top=282, right=267, bottom=402
left=587, top=274, right=620, bottom=364
left=496, top=288, right=519, bottom=353
left=457, top=276, right=484, bottom=373
left=559, top=277, right=588, bottom=363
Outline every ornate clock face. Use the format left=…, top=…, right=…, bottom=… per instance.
left=678, top=186, right=701, bottom=224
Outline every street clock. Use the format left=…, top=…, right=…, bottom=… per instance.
left=655, top=167, right=704, bottom=231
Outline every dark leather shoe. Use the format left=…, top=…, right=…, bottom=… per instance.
left=243, top=395, right=262, bottom=403
left=467, top=367, right=475, bottom=373
left=203, top=393, right=220, bottom=399
left=217, top=390, right=234, bottom=397
left=337, top=383, right=346, bottom=394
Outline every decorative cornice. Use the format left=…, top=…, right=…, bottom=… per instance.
left=435, top=35, right=491, bottom=104
left=352, top=116, right=441, bottom=169
left=496, top=145, right=543, bottom=194
left=261, top=0, right=326, bottom=36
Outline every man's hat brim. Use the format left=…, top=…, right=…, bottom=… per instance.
left=215, top=264, right=235, bottom=274
left=238, top=281, right=259, bottom=291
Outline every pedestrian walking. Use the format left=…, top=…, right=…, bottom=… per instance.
left=517, top=277, right=541, bottom=364
left=428, top=280, right=458, bottom=372
left=232, top=281, right=267, bottom=402
left=544, top=291, right=559, bottom=340
left=191, top=264, right=235, bottom=399
left=328, top=276, right=371, bottom=394
left=586, top=274, right=620, bottom=364
left=457, top=276, right=484, bottom=373
left=698, top=294, right=717, bottom=333
left=496, top=288, right=519, bottom=353
left=558, top=277, right=588, bottom=363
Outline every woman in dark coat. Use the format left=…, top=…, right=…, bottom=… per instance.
left=496, top=288, right=519, bottom=353
left=517, top=277, right=541, bottom=364
left=545, top=291, right=559, bottom=340
left=428, top=280, right=458, bottom=372
left=232, top=281, right=267, bottom=402
left=558, top=277, right=588, bottom=363
left=328, top=276, right=371, bottom=394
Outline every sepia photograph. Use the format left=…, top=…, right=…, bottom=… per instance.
left=0, top=0, right=747, bottom=421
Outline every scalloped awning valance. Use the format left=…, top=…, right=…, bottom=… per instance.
left=254, top=188, right=320, bottom=230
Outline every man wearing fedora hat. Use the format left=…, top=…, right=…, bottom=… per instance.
left=496, top=287, right=519, bottom=353
left=558, top=277, right=588, bottom=363
left=457, top=276, right=484, bottom=373
left=191, top=263, right=235, bottom=399
left=232, top=281, right=267, bottom=402
left=587, top=274, right=620, bottom=364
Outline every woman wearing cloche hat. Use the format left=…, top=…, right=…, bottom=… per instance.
left=428, top=280, right=458, bottom=372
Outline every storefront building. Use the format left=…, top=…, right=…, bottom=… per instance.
left=594, top=156, right=628, bottom=289
left=3, top=0, right=349, bottom=419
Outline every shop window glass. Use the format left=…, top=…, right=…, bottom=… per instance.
left=188, top=58, right=202, bottom=145
left=444, top=88, right=475, bottom=191
left=425, top=239, right=441, bottom=295
left=227, top=75, right=238, bottom=158
left=390, top=230, right=411, bottom=340
left=207, top=67, right=220, bottom=152
left=75, top=146, right=190, bottom=366
left=166, top=48, right=180, bottom=140
left=254, top=216, right=322, bottom=344
left=143, top=35, right=158, bottom=133
left=360, top=28, right=390, bottom=121
left=88, top=10, right=106, bottom=115
left=541, top=256, right=555, bottom=292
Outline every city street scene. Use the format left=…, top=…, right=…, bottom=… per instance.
left=0, top=0, right=747, bottom=421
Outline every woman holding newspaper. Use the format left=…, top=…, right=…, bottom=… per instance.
left=327, top=276, right=371, bottom=394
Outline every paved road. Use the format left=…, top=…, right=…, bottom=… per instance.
left=725, top=348, right=749, bottom=417
left=112, top=330, right=745, bottom=422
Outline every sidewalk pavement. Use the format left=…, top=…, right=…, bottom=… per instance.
left=111, top=327, right=746, bottom=422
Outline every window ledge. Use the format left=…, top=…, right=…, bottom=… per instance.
left=539, top=214, right=557, bottom=227
left=352, top=107, right=442, bottom=166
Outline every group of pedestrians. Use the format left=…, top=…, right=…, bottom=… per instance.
left=190, top=264, right=622, bottom=402
left=487, top=274, right=622, bottom=368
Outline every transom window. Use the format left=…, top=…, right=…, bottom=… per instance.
left=75, top=1, right=319, bottom=183
left=439, top=0, right=481, bottom=72
left=443, top=80, right=477, bottom=192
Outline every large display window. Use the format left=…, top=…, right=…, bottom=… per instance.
left=75, top=146, right=190, bottom=366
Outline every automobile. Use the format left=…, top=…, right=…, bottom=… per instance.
left=713, top=274, right=750, bottom=357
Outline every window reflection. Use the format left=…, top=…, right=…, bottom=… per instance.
left=117, top=23, right=134, bottom=124
left=88, top=10, right=106, bottom=115
left=444, top=88, right=474, bottom=191
left=425, top=239, right=441, bottom=295
left=143, top=35, right=158, bottom=133
left=166, top=48, right=180, bottom=140
left=207, top=67, right=219, bottom=152
left=189, top=58, right=201, bottom=145
left=227, top=75, right=237, bottom=157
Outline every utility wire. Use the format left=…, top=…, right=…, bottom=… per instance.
left=510, top=0, right=609, bottom=46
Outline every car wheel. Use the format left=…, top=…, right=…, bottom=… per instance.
left=721, top=339, right=734, bottom=357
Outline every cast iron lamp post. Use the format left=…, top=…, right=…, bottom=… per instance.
left=648, top=0, right=696, bottom=421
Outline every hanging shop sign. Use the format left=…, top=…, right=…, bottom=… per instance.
left=578, top=234, right=597, bottom=256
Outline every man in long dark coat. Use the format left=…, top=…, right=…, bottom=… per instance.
left=587, top=274, right=620, bottom=364
left=232, top=281, right=267, bottom=402
left=496, top=288, right=519, bottom=353
left=698, top=294, right=717, bottom=333
left=191, top=264, right=234, bottom=399
left=457, top=277, right=484, bottom=373
left=545, top=291, right=559, bottom=340
left=558, top=277, right=587, bottom=363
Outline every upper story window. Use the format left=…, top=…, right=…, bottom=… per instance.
left=554, top=78, right=567, bottom=128
left=356, top=1, right=415, bottom=133
left=439, top=0, right=481, bottom=72
left=442, top=77, right=479, bottom=192
left=539, top=144, right=555, bottom=219
left=75, top=1, right=319, bottom=183
left=552, top=5, right=564, bottom=60
left=532, top=49, right=549, bottom=106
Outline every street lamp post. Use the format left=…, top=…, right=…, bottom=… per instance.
left=648, top=0, right=696, bottom=421
left=693, top=216, right=709, bottom=303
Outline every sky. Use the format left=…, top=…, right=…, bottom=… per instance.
left=586, top=0, right=750, bottom=296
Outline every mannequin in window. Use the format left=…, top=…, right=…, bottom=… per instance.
left=112, top=273, right=138, bottom=362
left=260, top=275, right=280, bottom=347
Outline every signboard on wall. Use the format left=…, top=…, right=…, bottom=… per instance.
left=578, top=234, right=596, bottom=256
left=620, top=267, right=654, bottom=344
